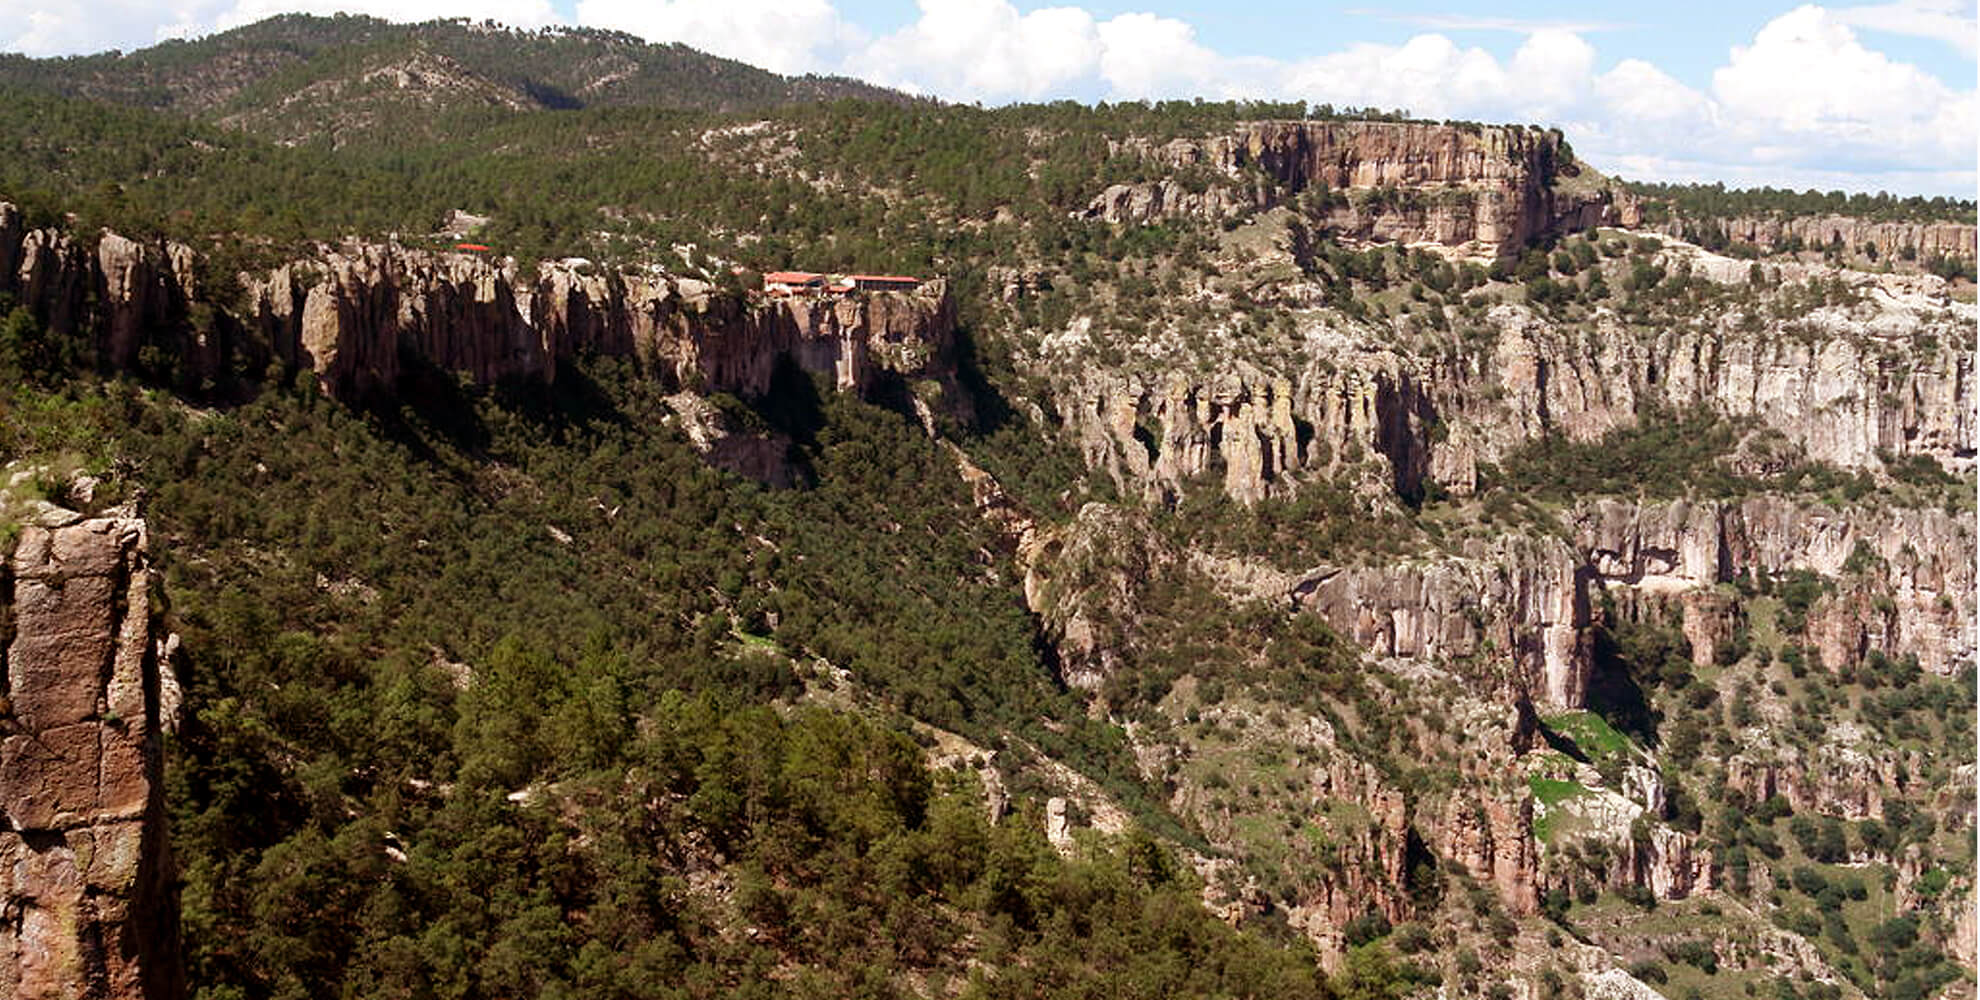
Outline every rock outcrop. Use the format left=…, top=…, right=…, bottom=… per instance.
left=1431, top=792, right=1541, bottom=914
left=1085, top=121, right=1632, bottom=254
left=1652, top=213, right=1975, bottom=263
left=0, top=509, right=181, bottom=1000
left=1051, top=279, right=1973, bottom=507
left=1575, top=497, right=1974, bottom=676
left=0, top=203, right=959, bottom=409
left=1292, top=534, right=1591, bottom=710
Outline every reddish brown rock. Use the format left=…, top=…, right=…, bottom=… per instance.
left=1679, top=590, right=1742, bottom=668
left=1088, top=120, right=1630, bottom=253
left=0, top=512, right=181, bottom=1000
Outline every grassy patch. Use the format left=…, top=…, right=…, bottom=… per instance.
left=1545, top=711, right=1634, bottom=762
left=1529, top=777, right=1589, bottom=807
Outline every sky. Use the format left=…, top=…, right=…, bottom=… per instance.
left=3, top=0, right=1976, bottom=196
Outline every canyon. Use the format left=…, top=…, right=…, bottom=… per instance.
left=0, top=98, right=1969, bottom=998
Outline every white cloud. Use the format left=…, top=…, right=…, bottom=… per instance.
left=1093, top=12, right=1221, bottom=98
left=1831, top=0, right=1977, bottom=58
left=1342, top=9, right=1630, bottom=35
left=1710, top=5, right=1974, bottom=166
left=1593, top=58, right=1710, bottom=125
left=850, top=0, right=1103, bottom=99
left=4, top=0, right=563, bottom=57
left=6, top=0, right=210, bottom=55
left=1507, top=29, right=1598, bottom=115
left=575, top=0, right=857, bottom=75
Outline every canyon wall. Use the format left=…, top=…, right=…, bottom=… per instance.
left=1058, top=284, right=1973, bottom=509
left=0, top=203, right=957, bottom=406
left=1653, top=213, right=1975, bottom=262
left=1084, top=121, right=1632, bottom=253
left=0, top=507, right=181, bottom=1000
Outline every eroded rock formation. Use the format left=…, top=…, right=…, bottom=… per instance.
left=1652, top=213, right=1975, bottom=263
left=1054, top=283, right=1973, bottom=507
left=0, top=509, right=181, bottom=1000
left=1292, top=535, right=1591, bottom=710
left=0, top=203, right=958, bottom=409
left=1085, top=121, right=1633, bottom=253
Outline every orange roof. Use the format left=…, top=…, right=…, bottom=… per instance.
left=763, top=271, right=824, bottom=283
left=455, top=243, right=492, bottom=252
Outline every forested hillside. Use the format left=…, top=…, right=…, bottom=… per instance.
left=0, top=17, right=1972, bottom=1000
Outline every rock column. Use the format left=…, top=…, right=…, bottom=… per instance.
left=0, top=512, right=180, bottom=1000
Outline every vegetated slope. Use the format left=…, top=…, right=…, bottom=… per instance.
left=0, top=14, right=911, bottom=119
left=0, top=22, right=1974, bottom=1000
left=0, top=331, right=1338, bottom=999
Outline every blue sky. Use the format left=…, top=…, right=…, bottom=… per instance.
left=815, top=0, right=1973, bottom=88
left=5, top=0, right=1976, bottom=195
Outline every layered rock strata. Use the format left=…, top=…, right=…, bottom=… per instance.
left=1652, top=213, right=1975, bottom=263
left=0, top=510, right=181, bottom=1000
left=1056, top=287, right=1973, bottom=507
left=1291, top=534, right=1591, bottom=710
left=0, top=203, right=957, bottom=406
left=1085, top=121, right=1633, bottom=252
left=1577, top=497, right=1974, bottom=675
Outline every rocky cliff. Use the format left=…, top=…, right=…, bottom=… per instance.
left=1051, top=265, right=1973, bottom=508
left=0, top=203, right=958, bottom=406
left=1577, top=496, right=1974, bottom=676
left=1292, top=534, right=1591, bottom=710
left=1652, top=213, right=1975, bottom=262
left=1084, top=121, right=1632, bottom=254
left=0, top=505, right=181, bottom=1000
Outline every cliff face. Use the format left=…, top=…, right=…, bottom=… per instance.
left=1084, top=121, right=1630, bottom=253
left=1653, top=213, right=1975, bottom=262
left=0, top=203, right=958, bottom=407
left=1577, top=496, right=1974, bottom=676
left=0, top=507, right=181, bottom=1000
left=1056, top=271, right=1973, bottom=509
left=1292, top=535, right=1591, bottom=710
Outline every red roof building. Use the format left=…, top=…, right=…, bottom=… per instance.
left=763, top=271, right=825, bottom=291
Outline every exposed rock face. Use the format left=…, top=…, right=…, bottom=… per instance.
left=254, top=249, right=957, bottom=402
left=1576, top=497, right=1974, bottom=676
left=660, top=393, right=799, bottom=487
left=1679, top=590, right=1742, bottom=668
left=1431, top=792, right=1540, bottom=914
left=1652, top=213, right=1975, bottom=262
left=1020, top=503, right=1171, bottom=692
left=0, top=205, right=958, bottom=409
left=1722, top=729, right=1912, bottom=820
left=1083, top=180, right=1266, bottom=227
left=1629, top=825, right=1713, bottom=899
left=0, top=510, right=181, bottom=1000
left=1291, top=757, right=1415, bottom=957
left=1050, top=279, right=1973, bottom=510
left=1086, top=121, right=1631, bottom=253
left=1480, top=291, right=1974, bottom=478
left=1292, top=534, right=1591, bottom=710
